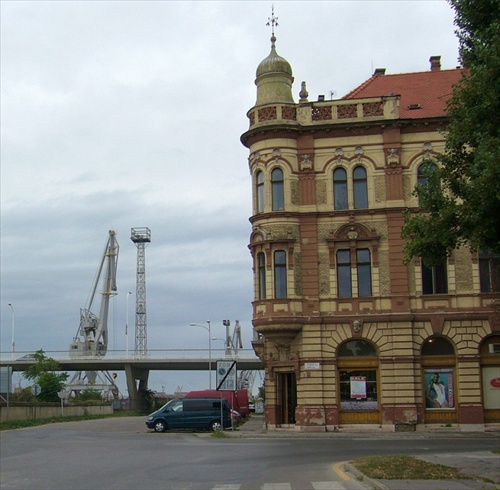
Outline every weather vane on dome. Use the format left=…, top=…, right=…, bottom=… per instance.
left=266, top=5, right=279, bottom=38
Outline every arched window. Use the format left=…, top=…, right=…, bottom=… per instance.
left=333, top=168, right=348, bottom=210
left=256, top=171, right=265, bottom=213
left=417, top=161, right=437, bottom=187
left=422, top=337, right=456, bottom=416
left=257, top=252, right=266, bottom=300
left=274, top=250, right=287, bottom=298
left=353, top=166, right=368, bottom=209
left=338, top=340, right=379, bottom=419
left=338, top=340, right=377, bottom=357
left=271, top=168, right=284, bottom=211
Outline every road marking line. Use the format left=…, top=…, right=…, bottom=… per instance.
left=312, top=482, right=345, bottom=489
left=332, top=462, right=351, bottom=481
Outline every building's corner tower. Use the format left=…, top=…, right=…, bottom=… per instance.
left=241, top=11, right=310, bottom=428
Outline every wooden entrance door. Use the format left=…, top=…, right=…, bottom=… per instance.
left=277, top=372, right=297, bottom=425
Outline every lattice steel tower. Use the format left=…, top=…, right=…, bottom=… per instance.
left=130, top=227, right=151, bottom=356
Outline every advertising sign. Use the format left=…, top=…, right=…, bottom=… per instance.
left=350, top=376, right=367, bottom=399
left=482, top=366, right=500, bottom=410
left=425, top=368, right=454, bottom=409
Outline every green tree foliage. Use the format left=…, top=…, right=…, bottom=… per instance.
left=402, top=0, right=500, bottom=265
left=23, top=350, right=69, bottom=402
left=73, top=388, right=103, bottom=403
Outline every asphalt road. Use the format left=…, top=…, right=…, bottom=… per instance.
left=1, top=417, right=499, bottom=490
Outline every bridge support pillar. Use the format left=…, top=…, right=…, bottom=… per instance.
left=125, top=364, right=149, bottom=411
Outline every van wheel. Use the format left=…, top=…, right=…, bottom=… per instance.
left=153, top=420, right=167, bottom=432
left=209, top=420, right=223, bottom=432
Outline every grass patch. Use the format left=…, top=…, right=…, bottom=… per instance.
left=0, top=411, right=144, bottom=431
left=351, top=455, right=471, bottom=480
left=493, top=448, right=500, bottom=455
left=211, top=430, right=229, bottom=438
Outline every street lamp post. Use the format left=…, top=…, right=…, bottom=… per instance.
left=8, top=303, right=15, bottom=357
left=189, top=321, right=211, bottom=389
left=125, top=292, right=132, bottom=357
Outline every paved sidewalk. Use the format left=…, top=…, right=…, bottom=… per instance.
left=229, top=415, right=500, bottom=490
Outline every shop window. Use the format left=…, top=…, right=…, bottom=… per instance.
left=353, top=166, right=368, bottom=209
left=479, top=249, right=500, bottom=293
left=271, top=168, right=284, bottom=211
left=422, top=260, right=448, bottom=294
left=257, top=252, right=266, bottom=300
left=274, top=250, right=287, bottom=298
left=333, top=167, right=348, bottom=210
left=422, top=337, right=456, bottom=413
left=256, top=171, right=265, bottom=213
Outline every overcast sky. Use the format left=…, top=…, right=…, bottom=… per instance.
left=1, top=0, right=460, bottom=395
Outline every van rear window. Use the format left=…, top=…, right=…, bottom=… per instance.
left=184, top=400, right=223, bottom=411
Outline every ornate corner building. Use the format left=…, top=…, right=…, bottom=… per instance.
left=241, top=34, right=500, bottom=431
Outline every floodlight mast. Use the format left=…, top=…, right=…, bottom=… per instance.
left=130, top=227, right=151, bottom=357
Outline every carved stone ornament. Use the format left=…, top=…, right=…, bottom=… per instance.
left=299, top=81, right=309, bottom=102
left=300, top=154, right=313, bottom=171
left=386, top=148, right=400, bottom=166
left=353, top=319, right=362, bottom=334
left=354, top=146, right=364, bottom=163
left=272, top=148, right=282, bottom=163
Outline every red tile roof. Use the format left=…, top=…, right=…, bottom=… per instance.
left=343, top=68, right=463, bottom=119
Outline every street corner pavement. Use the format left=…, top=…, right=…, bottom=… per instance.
left=343, top=451, right=500, bottom=490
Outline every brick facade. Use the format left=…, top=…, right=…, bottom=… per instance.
left=242, top=42, right=500, bottom=431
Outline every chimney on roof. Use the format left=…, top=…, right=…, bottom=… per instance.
left=374, top=68, right=386, bottom=76
left=430, top=56, right=441, bottom=71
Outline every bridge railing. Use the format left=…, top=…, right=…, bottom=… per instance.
left=0, top=349, right=260, bottom=362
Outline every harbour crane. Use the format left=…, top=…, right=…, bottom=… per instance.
left=65, top=230, right=120, bottom=399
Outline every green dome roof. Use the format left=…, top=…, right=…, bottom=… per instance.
left=256, top=36, right=293, bottom=78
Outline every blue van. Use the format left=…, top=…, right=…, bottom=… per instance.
left=146, top=397, right=231, bottom=432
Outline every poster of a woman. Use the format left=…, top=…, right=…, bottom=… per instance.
left=425, top=370, right=454, bottom=409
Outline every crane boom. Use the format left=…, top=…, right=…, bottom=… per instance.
left=69, top=230, right=119, bottom=357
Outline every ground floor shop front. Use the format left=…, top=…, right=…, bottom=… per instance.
left=256, top=321, right=500, bottom=431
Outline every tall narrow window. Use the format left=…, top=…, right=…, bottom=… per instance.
left=479, top=249, right=500, bottom=293
left=353, top=166, right=368, bottom=209
left=271, top=168, right=284, bottom=211
left=333, top=168, right=348, bottom=210
left=337, top=249, right=352, bottom=297
left=257, top=252, right=266, bottom=299
left=256, top=171, right=265, bottom=213
left=422, top=260, right=448, bottom=294
left=274, top=250, right=287, bottom=298
left=357, top=249, right=372, bottom=297
left=417, top=161, right=437, bottom=187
